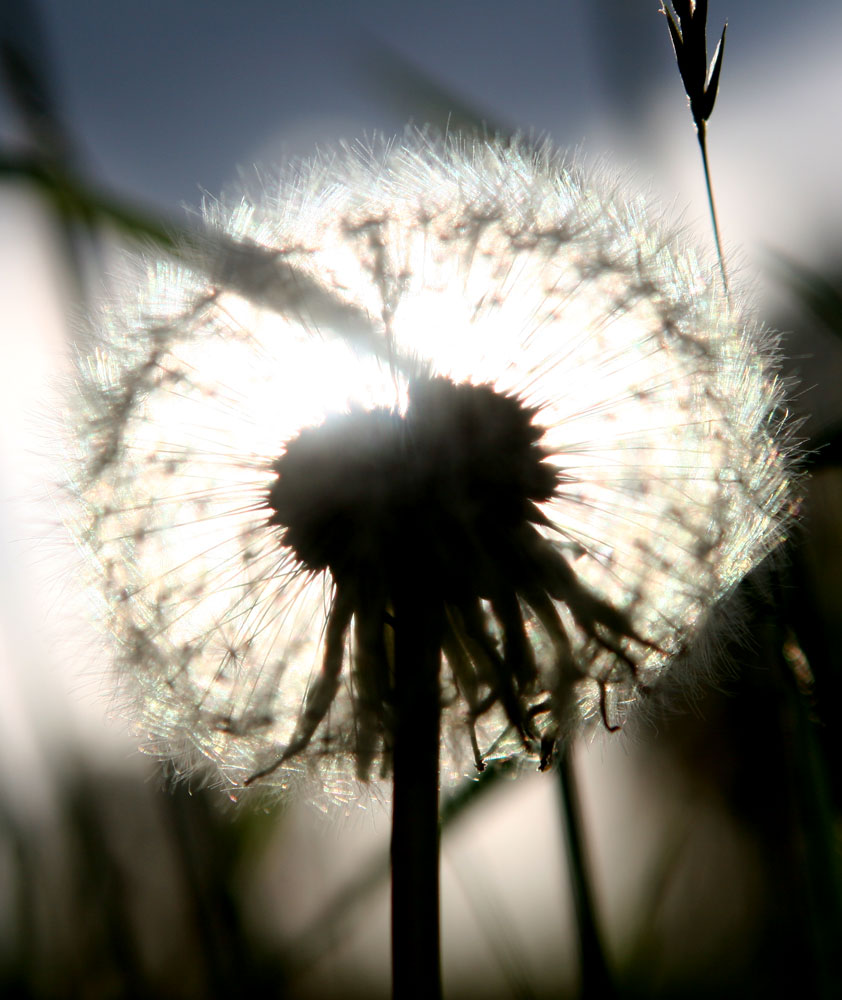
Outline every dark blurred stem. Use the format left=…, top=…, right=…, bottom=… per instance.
left=557, top=745, right=616, bottom=998
left=697, top=122, right=729, bottom=299
left=390, top=589, right=443, bottom=1000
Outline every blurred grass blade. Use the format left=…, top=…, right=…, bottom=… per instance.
left=0, top=0, right=72, bottom=158
left=286, top=758, right=519, bottom=976
left=557, top=748, right=616, bottom=999
left=770, top=253, right=842, bottom=465
left=1, top=1, right=186, bottom=303
left=0, top=152, right=188, bottom=249
left=448, top=857, right=539, bottom=1000
left=772, top=252, right=842, bottom=340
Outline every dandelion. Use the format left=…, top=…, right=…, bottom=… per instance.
left=68, top=134, right=792, bottom=993
left=70, top=133, right=792, bottom=787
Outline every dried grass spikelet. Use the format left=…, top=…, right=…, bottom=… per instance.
left=67, top=134, right=795, bottom=800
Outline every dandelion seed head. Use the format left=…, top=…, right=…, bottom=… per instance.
left=68, top=134, right=794, bottom=799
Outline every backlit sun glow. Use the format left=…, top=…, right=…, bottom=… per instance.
left=68, top=137, right=793, bottom=798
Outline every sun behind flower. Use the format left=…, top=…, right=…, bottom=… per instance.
left=68, top=135, right=794, bottom=798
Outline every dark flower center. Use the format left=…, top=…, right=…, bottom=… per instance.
left=253, top=375, right=651, bottom=782
left=267, top=376, right=559, bottom=598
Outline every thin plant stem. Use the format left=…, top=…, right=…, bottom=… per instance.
left=697, top=121, right=729, bottom=299
left=390, top=586, right=444, bottom=1000
left=556, top=745, right=616, bottom=999
left=661, top=2, right=729, bottom=299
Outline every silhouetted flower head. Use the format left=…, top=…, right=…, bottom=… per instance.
left=68, top=136, right=794, bottom=798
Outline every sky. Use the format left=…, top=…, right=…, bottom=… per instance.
left=3, top=1, right=838, bottom=232
left=4, top=1, right=840, bottom=279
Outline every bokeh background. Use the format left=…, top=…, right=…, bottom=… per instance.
left=2, top=1, right=842, bottom=997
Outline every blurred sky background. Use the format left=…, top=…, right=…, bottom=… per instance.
left=1, top=1, right=842, bottom=996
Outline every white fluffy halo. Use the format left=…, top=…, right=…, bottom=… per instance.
left=67, top=134, right=795, bottom=799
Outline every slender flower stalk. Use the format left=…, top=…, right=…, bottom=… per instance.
left=67, top=134, right=794, bottom=994
left=390, top=588, right=443, bottom=998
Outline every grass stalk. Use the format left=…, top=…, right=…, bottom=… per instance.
left=696, top=121, right=729, bottom=298
left=557, top=746, right=615, bottom=999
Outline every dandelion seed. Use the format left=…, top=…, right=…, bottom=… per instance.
left=68, top=135, right=794, bottom=799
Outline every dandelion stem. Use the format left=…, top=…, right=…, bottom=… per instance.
left=557, top=745, right=616, bottom=998
left=696, top=121, right=729, bottom=299
left=390, top=586, right=443, bottom=1000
